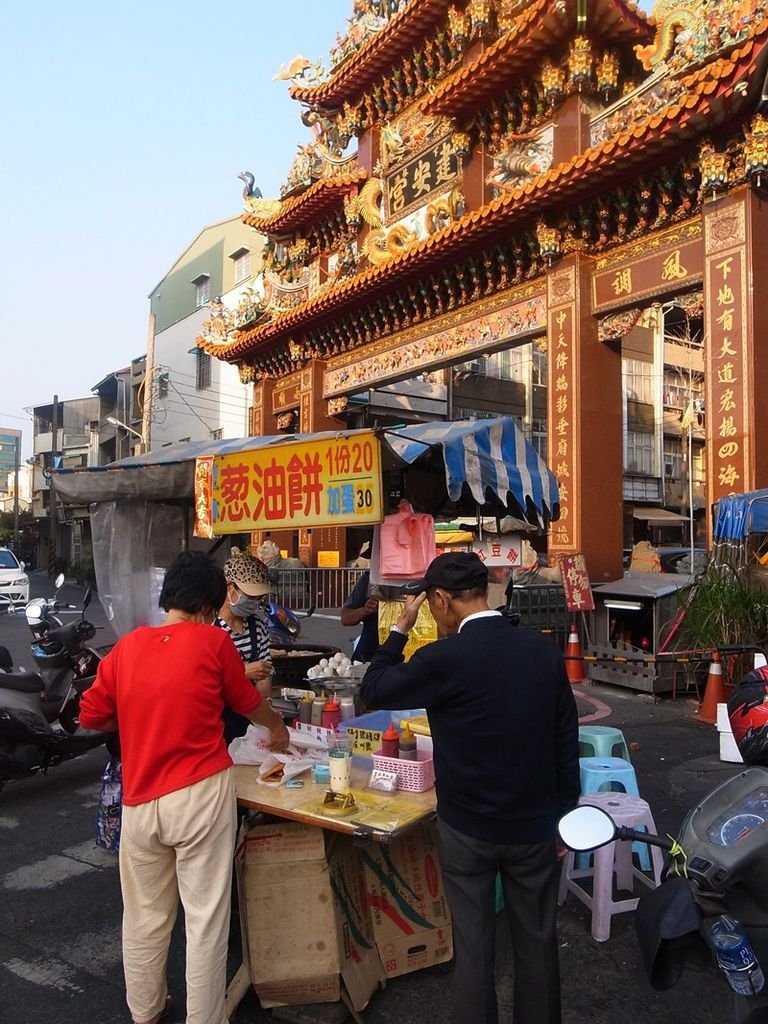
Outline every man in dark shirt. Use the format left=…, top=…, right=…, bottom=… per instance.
left=340, top=569, right=380, bottom=662
left=361, top=552, right=580, bottom=1024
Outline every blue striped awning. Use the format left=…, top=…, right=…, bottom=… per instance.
left=385, top=418, right=559, bottom=524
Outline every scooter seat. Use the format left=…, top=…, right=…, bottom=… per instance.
left=0, top=670, right=45, bottom=694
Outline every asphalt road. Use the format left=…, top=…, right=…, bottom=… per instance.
left=0, top=578, right=738, bottom=1023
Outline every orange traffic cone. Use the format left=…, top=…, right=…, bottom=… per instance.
left=565, top=624, right=588, bottom=685
left=696, top=651, right=725, bottom=725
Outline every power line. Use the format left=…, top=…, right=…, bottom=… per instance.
left=167, top=381, right=215, bottom=432
left=166, top=366, right=251, bottom=396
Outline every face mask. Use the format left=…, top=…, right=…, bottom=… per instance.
left=230, top=593, right=265, bottom=619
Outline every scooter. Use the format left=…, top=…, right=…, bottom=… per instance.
left=24, top=574, right=113, bottom=732
left=559, top=767, right=768, bottom=1019
left=264, top=598, right=315, bottom=644
left=0, top=577, right=116, bottom=793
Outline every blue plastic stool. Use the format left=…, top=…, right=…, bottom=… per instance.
left=578, top=756, right=651, bottom=871
left=579, top=726, right=631, bottom=761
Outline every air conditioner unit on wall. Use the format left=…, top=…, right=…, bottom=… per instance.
left=467, top=359, right=484, bottom=374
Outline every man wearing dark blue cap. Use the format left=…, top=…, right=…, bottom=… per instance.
left=361, top=551, right=579, bottom=1024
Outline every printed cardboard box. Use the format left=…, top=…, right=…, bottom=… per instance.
left=235, top=821, right=383, bottom=1010
left=360, top=821, right=453, bottom=979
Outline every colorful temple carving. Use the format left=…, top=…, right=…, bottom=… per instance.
left=199, top=0, right=768, bottom=576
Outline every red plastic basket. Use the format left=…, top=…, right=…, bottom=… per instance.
left=371, top=749, right=435, bottom=792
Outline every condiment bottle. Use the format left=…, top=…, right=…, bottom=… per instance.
left=340, top=695, right=355, bottom=722
left=322, top=695, right=342, bottom=731
left=398, top=722, right=418, bottom=761
left=298, top=693, right=313, bottom=725
left=381, top=723, right=400, bottom=759
left=311, top=693, right=327, bottom=726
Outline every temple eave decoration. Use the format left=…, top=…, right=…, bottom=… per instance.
left=422, top=0, right=655, bottom=120
left=242, top=166, right=368, bottom=235
left=287, top=0, right=455, bottom=110
left=209, top=18, right=768, bottom=373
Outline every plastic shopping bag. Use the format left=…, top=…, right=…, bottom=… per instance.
left=96, top=758, right=122, bottom=854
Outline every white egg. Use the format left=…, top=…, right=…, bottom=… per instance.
left=319, top=658, right=329, bottom=669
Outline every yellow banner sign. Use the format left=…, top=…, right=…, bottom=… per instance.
left=209, top=433, right=382, bottom=534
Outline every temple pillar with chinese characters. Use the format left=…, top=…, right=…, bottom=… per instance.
left=703, top=187, right=768, bottom=531
left=547, top=254, right=624, bottom=582
left=298, top=359, right=345, bottom=566
left=249, top=376, right=295, bottom=559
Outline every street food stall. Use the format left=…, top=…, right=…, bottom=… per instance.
left=51, top=417, right=558, bottom=1016
left=51, top=418, right=559, bottom=635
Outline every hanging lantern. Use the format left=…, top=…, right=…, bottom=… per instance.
left=468, top=0, right=493, bottom=38
left=344, top=193, right=361, bottom=229
left=496, top=0, right=525, bottom=33
left=596, top=51, right=620, bottom=99
left=290, top=236, right=310, bottom=266
left=536, top=221, right=562, bottom=265
left=568, top=36, right=594, bottom=92
left=448, top=6, right=470, bottom=48
left=745, top=113, right=768, bottom=191
left=698, top=141, right=730, bottom=199
left=541, top=62, right=566, bottom=107
left=452, top=132, right=473, bottom=164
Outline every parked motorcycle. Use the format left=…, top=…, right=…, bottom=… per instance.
left=264, top=597, right=315, bottom=644
left=0, top=576, right=116, bottom=793
left=559, top=767, right=768, bottom=1019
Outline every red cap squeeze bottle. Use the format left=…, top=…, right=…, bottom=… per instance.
left=381, top=722, right=400, bottom=759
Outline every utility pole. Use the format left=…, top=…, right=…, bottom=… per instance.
left=48, top=394, right=58, bottom=579
left=141, top=312, right=156, bottom=454
left=13, top=434, right=19, bottom=553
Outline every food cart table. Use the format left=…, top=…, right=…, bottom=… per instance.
left=226, top=764, right=439, bottom=1022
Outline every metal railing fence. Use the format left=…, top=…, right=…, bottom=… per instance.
left=271, top=567, right=366, bottom=611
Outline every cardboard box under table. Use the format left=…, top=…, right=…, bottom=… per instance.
left=235, top=821, right=382, bottom=1013
left=230, top=764, right=452, bottom=1016
left=359, top=820, right=451, bottom=980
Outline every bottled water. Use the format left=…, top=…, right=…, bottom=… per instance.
left=708, top=915, right=765, bottom=996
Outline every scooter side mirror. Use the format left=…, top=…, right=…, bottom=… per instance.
left=19, top=561, right=25, bottom=572
left=306, top=604, right=316, bottom=618
left=54, top=573, right=65, bottom=591
left=558, top=805, right=617, bottom=852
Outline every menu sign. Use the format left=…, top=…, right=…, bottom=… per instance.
left=207, top=433, right=382, bottom=534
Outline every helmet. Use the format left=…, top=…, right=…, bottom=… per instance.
left=727, top=664, right=768, bottom=765
left=223, top=547, right=271, bottom=597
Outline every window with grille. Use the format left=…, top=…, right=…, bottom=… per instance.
left=196, top=352, right=211, bottom=391
left=231, top=248, right=251, bottom=284
left=210, top=428, right=223, bottom=440
left=193, top=274, right=210, bottom=308
left=625, top=429, right=655, bottom=475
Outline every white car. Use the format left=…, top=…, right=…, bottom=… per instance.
left=0, top=548, right=30, bottom=608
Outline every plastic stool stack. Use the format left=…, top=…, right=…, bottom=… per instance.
left=578, top=726, right=631, bottom=761
left=578, top=755, right=651, bottom=871
left=558, top=792, right=664, bottom=941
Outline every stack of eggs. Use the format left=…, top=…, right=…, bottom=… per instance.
left=306, top=653, right=354, bottom=681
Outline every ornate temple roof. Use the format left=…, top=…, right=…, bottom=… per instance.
left=289, top=0, right=454, bottom=111
left=242, top=167, right=367, bottom=235
left=422, top=0, right=655, bottom=120
left=202, top=19, right=768, bottom=365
